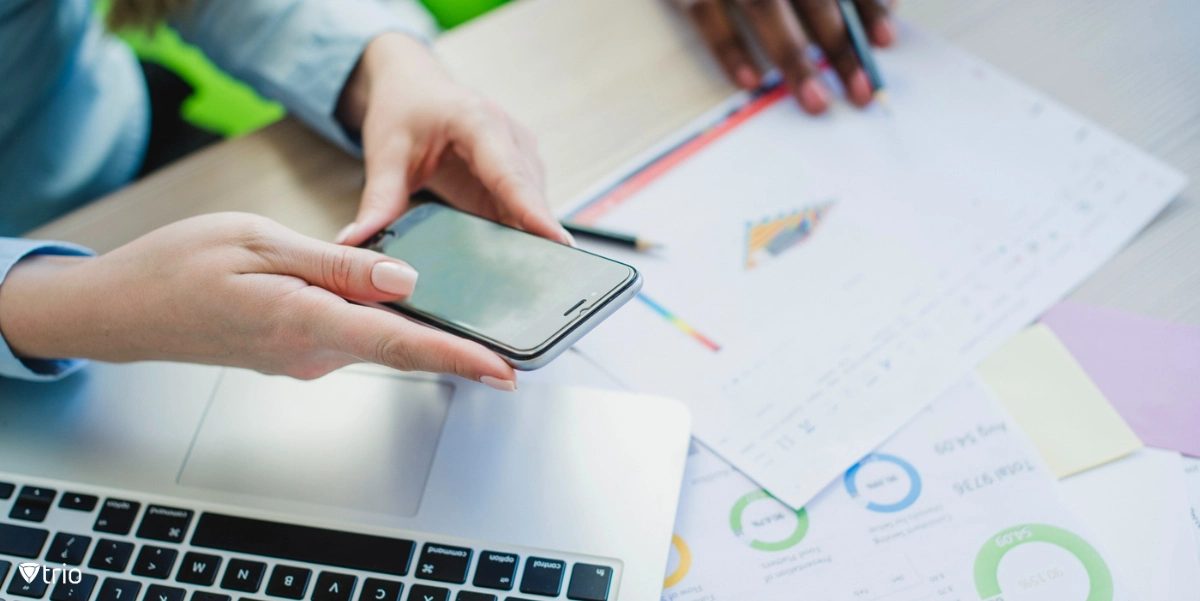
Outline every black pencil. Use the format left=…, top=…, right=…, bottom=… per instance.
left=561, top=222, right=662, bottom=253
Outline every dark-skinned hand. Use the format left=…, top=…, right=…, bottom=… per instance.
left=672, top=0, right=896, bottom=113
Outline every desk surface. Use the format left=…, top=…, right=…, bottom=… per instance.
left=31, top=0, right=1200, bottom=324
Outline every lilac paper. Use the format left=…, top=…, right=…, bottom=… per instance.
left=1041, top=301, right=1200, bottom=457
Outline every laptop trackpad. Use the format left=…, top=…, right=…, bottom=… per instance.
left=178, top=369, right=451, bottom=517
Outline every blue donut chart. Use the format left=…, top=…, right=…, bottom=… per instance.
left=844, top=453, right=922, bottom=513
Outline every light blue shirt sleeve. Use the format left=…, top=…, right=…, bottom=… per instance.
left=0, top=238, right=95, bottom=381
left=171, top=0, right=436, bottom=155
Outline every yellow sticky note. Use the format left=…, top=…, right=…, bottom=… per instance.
left=979, top=324, right=1142, bottom=478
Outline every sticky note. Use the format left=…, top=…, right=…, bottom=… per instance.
left=979, top=324, right=1141, bottom=478
left=1042, top=301, right=1200, bottom=458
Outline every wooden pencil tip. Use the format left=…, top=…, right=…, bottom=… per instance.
left=636, top=240, right=665, bottom=253
left=874, top=90, right=892, bottom=113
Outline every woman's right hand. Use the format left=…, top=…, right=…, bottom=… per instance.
left=0, top=213, right=520, bottom=390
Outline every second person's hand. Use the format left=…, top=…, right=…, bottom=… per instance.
left=333, top=32, right=573, bottom=248
left=673, top=0, right=896, bottom=114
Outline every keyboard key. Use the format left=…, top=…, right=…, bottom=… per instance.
left=16, top=486, right=56, bottom=502
left=503, top=598, right=537, bottom=601
left=177, top=552, right=222, bottom=586
left=59, top=493, right=99, bottom=512
left=358, top=578, right=402, bottom=601
left=414, top=544, right=472, bottom=585
left=0, top=481, right=15, bottom=499
left=221, top=559, right=266, bottom=593
left=144, top=585, right=186, bottom=601
left=10, top=486, right=56, bottom=522
left=137, top=506, right=194, bottom=543
left=193, top=593, right=231, bottom=601
left=265, top=566, right=310, bottom=600
left=96, top=578, right=141, bottom=601
left=89, top=539, right=136, bottom=572
left=46, top=533, right=92, bottom=566
left=0, top=560, right=10, bottom=585
left=132, top=546, right=178, bottom=579
left=404, top=585, right=448, bottom=601
left=7, top=566, right=49, bottom=598
left=0, top=522, right=50, bottom=558
left=455, top=593, right=496, bottom=601
left=311, top=572, right=356, bottom=601
left=94, top=499, right=141, bottom=535
left=565, top=564, right=611, bottom=601
left=50, top=573, right=97, bottom=601
left=518, top=558, right=565, bottom=597
left=472, top=552, right=518, bottom=591
left=191, top=514, right=415, bottom=576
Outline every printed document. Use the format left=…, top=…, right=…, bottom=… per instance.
left=565, top=25, right=1186, bottom=508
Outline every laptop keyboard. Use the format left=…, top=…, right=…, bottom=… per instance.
left=0, top=479, right=615, bottom=601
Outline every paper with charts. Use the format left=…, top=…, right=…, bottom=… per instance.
left=660, top=376, right=1135, bottom=601
left=563, top=25, right=1187, bottom=509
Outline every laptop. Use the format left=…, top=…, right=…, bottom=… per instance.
left=0, top=357, right=691, bottom=601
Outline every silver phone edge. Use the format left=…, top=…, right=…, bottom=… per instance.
left=508, top=272, right=643, bottom=370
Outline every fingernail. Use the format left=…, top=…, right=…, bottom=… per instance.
left=849, top=69, right=872, bottom=106
left=335, top=222, right=358, bottom=245
left=480, top=375, right=518, bottom=392
left=874, top=18, right=897, bottom=46
left=798, top=79, right=830, bottom=114
left=371, top=261, right=419, bottom=297
left=735, top=65, right=758, bottom=90
left=563, top=230, right=578, bottom=247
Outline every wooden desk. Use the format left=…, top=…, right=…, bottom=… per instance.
left=31, top=0, right=1200, bottom=324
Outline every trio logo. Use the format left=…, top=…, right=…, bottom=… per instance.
left=16, top=562, right=84, bottom=585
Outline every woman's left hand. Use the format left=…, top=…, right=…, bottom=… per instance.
left=333, top=32, right=573, bottom=248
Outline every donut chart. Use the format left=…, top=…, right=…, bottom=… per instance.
left=974, top=524, right=1113, bottom=601
left=843, top=453, right=922, bottom=513
left=729, top=489, right=810, bottom=552
left=663, top=534, right=692, bottom=588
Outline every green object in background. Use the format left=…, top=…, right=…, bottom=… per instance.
left=99, top=0, right=510, bottom=138
left=120, top=25, right=286, bottom=137
left=421, top=0, right=510, bottom=29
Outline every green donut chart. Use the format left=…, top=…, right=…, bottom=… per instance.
left=974, top=524, right=1113, bottom=601
left=729, top=489, right=810, bottom=552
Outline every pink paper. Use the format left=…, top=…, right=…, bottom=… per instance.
left=1041, top=301, right=1200, bottom=457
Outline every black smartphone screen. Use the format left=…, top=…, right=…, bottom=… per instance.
left=376, top=204, right=637, bottom=353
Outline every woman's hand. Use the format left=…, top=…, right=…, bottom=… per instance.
left=333, top=33, right=573, bottom=248
left=0, top=213, right=519, bottom=389
left=673, top=0, right=896, bottom=114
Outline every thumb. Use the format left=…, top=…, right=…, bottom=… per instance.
left=266, top=232, right=419, bottom=302
left=338, top=136, right=414, bottom=246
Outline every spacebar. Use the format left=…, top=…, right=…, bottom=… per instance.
left=190, top=513, right=415, bottom=576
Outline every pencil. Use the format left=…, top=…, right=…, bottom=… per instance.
left=561, top=222, right=662, bottom=253
left=838, top=0, right=890, bottom=109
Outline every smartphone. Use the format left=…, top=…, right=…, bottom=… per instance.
left=362, top=203, right=642, bottom=370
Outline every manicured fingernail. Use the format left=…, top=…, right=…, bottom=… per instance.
left=735, top=65, right=759, bottom=90
left=874, top=18, right=897, bottom=46
left=480, top=375, right=518, bottom=392
left=563, top=230, right=578, bottom=247
left=371, top=261, right=419, bottom=297
left=798, top=79, right=830, bottom=114
left=849, top=69, right=872, bottom=106
left=335, top=222, right=358, bottom=244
